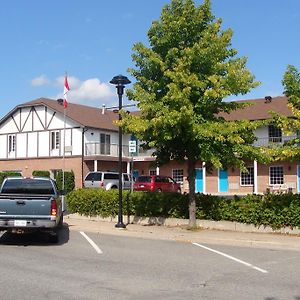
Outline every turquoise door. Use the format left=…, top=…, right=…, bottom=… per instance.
left=219, top=169, right=228, bottom=193
left=297, top=165, right=300, bottom=192
left=133, top=170, right=139, bottom=180
left=195, top=169, right=203, bottom=193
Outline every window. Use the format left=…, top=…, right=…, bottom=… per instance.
left=1, top=178, right=55, bottom=195
left=240, top=167, right=254, bottom=186
left=100, top=133, right=111, bottom=155
left=51, top=131, right=60, bottom=150
left=269, top=166, right=284, bottom=185
left=172, top=169, right=184, bottom=183
left=50, top=169, right=62, bottom=181
left=85, top=172, right=102, bottom=181
left=135, top=176, right=151, bottom=183
left=8, top=135, right=16, bottom=152
left=103, top=173, right=119, bottom=180
left=149, top=169, right=157, bottom=176
left=268, top=125, right=282, bottom=143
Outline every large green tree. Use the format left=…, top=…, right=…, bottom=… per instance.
left=269, top=65, right=300, bottom=161
left=122, top=0, right=264, bottom=226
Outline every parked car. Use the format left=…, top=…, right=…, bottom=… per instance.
left=133, top=175, right=181, bottom=193
left=84, top=171, right=132, bottom=190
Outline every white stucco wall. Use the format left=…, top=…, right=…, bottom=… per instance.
left=38, top=131, right=50, bottom=157
left=17, top=133, right=27, bottom=158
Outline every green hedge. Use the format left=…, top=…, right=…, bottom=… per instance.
left=66, top=190, right=300, bottom=229
left=32, top=170, right=50, bottom=177
left=0, top=172, right=22, bottom=186
left=56, top=171, right=75, bottom=194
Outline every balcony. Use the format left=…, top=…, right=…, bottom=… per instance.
left=254, top=135, right=298, bottom=147
left=85, top=142, right=155, bottom=158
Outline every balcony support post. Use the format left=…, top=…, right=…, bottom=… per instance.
left=253, top=160, right=258, bottom=194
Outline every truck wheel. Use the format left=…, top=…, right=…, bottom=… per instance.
left=58, top=214, right=64, bottom=228
left=49, top=233, right=59, bottom=244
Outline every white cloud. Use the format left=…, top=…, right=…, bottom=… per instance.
left=31, top=75, right=50, bottom=86
left=68, top=78, right=114, bottom=102
left=31, top=74, right=119, bottom=106
left=55, top=76, right=115, bottom=105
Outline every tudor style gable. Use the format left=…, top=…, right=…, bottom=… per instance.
left=0, top=102, right=82, bottom=159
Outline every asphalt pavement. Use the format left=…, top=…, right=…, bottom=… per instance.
left=65, top=214, right=300, bottom=251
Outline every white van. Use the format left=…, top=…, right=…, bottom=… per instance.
left=84, top=171, right=132, bottom=190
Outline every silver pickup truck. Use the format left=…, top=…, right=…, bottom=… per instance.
left=0, top=177, right=63, bottom=243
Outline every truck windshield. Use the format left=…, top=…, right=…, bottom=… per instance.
left=1, top=179, right=55, bottom=195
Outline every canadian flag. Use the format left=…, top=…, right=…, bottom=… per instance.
left=63, top=75, right=70, bottom=109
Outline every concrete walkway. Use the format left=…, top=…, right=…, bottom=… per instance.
left=65, top=214, right=300, bottom=251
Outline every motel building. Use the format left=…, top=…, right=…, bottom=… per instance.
left=0, top=96, right=299, bottom=195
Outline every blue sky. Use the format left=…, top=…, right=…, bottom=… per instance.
left=0, top=0, right=299, bottom=118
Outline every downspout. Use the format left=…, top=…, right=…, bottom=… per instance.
left=81, top=127, right=88, bottom=188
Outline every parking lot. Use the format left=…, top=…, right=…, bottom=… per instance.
left=1, top=217, right=300, bottom=299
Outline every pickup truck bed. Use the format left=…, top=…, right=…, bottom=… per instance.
left=0, top=177, right=63, bottom=243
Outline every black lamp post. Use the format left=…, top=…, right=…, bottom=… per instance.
left=110, top=74, right=131, bottom=228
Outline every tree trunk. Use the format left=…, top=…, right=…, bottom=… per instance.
left=187, top=158, right=197, bottom=227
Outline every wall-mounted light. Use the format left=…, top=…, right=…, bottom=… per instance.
left=288, top=165, right=292, bottom=171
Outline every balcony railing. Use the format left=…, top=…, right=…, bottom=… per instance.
left=86, top=136, right=298, bottom=158
left=254, top=135, right=298, bottom=147
left=85, top=142, right=155, bottom=158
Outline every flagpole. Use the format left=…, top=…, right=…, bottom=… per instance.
left=62, top=107, right=66, bottom=194
left=62, top=72, right=69, bottom=198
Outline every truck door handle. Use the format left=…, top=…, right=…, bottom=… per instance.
left=16, top=200, right=26, bottom=205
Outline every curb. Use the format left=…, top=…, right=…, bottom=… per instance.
left=66, top=214, right=300, bottom=236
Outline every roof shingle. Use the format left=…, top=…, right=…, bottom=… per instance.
left=19, top=98, right=120, bottom=131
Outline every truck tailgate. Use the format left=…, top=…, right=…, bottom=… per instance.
left=0, top=195, right=52, bottom=218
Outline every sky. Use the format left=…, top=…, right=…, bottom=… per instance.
left=0, top=0, right=299, bottom=118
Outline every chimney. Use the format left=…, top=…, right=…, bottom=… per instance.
left=57, top=98, right=64, bottom=105
left=101, top=104, right=106, bottom=114
left=265, top=96, right=272, bottom=103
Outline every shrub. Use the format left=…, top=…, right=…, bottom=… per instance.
left=65, top=189, right=300, bottom=229
left=32, top=170, right=50, bottom=177
left=56, top=171, right=75, bottom=194
left=0, top=171, right=22, bottom=186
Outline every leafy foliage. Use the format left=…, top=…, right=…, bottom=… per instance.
left=122, top=0, right=263, bottom=226
left=32, top=170, right=50, bottom=177
left=56, top=171, right=75, bottom=194
left=66, top=189, right=300, bottom=230
left=268, top=65, right=300, bottom=161
left=0, top=171, right=22, bottom=186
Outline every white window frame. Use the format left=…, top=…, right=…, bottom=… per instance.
left=100, top=133, right=111, bottom=155
left=172, top=169, right=184, bottom=183
left=51, top=131, right=60, bottom=150
left=50, top=169, right=62, bottom=180
left=268, top=124, right=282, bottom=143
left=8, top=134, right=16, bottom=153
left=269, top=166, right=284, bottom=185
left=240, top=167, right=254, bottom=186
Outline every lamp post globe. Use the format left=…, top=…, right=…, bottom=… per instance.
left=110, top=74, right=131, bottom=229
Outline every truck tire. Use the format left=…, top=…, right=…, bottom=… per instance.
left=49, top=232, right=59, bottom=244
left=58, top=214, right=64, bottom=228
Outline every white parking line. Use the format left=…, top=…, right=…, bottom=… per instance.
left=192, top=242, right=268, bottom=274
left=80, top=231, right=103, bottom=254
